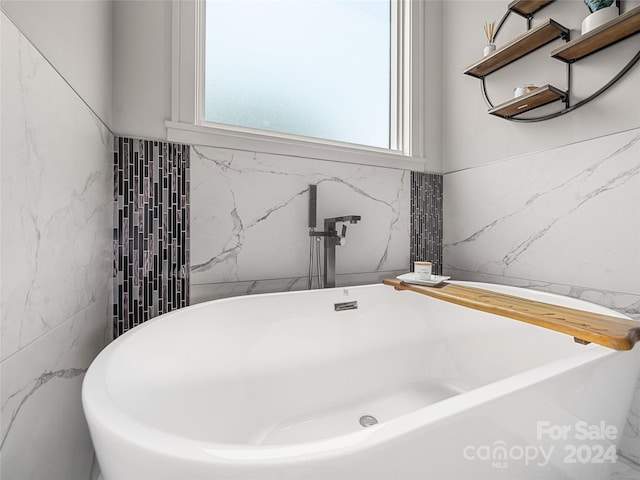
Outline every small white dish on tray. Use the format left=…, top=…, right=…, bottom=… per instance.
left=397, top=272, right=451, bottom=286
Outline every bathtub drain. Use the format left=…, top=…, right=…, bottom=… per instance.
left=359, top=415, right=378, bottom=428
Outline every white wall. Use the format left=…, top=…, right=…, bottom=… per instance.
left=1, top=0, right=113, bottom=128
left=423, top=0, right=445, bottom=171
left=443, top=0, right=640, bottom=173
left=112, top=0, right=172, bottom=140
left=0, top=8, right=112, bottom=480
left=442, top=0, right=640, bottom=465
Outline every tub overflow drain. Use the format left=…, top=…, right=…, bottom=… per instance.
left=359, top=415, right=378, bottom=428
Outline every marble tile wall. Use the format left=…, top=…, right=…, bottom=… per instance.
left=113, top=137, right=190, bottom=337
left=189, top=146, right=412, bottom=303
left=610, top=459, right=640, bottom=480
left=1, top=12, right=112, bottom=480
left=443, top=128, right=640, bottom=465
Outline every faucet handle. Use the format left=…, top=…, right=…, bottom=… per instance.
left=337, top=225, right=347, bottom=246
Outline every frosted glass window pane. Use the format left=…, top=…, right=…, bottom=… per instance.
left=205, top=0, right=391, bottom=149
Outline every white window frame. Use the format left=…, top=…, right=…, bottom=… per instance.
left=167, top=0, right=427, bottom=171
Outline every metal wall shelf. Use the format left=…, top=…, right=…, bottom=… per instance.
left=508, top=0, right=554, bottom=17
left=464, top=1, right=640, bottom=122
left=551, top=5, right=640, bottom=63
left=464, top=19, right=569, bottom=79
left=489, top=85, right=567, bottom=118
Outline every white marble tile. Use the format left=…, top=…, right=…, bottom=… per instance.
left=1, top=12, right=112, bottom=480
left=443, top=129, right=640, bottom=297
left=0, top=13, right=113, bottom=361
left=620, top=373, right=640, bottom=465
left=0, top=295, right=110, bottom=480
left=190, top=146, right=410, bottom=288
left=609, top=457, right=640, bottom=480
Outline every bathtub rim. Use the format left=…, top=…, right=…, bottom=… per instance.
left=82, top=281, right=635, bottom=465
left=83, top=345, right=623, bottom=465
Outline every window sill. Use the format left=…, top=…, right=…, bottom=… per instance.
left=166, top=121, right=427, bottom=171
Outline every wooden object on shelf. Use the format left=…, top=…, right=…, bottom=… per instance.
left=383, top=278, right=640, bottom=351
left=489, top=84, right=566, bottom=117
left=508, top=0, right=554, bottom=17
left=551, top=5, right=640, bottom=63
left=464, top=19, right=570, bottom=78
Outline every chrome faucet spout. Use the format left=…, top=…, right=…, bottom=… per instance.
left=324, top=215, right=361, bottom=224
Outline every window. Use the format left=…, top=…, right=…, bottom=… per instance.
left=168, top=0, right=427, bottom=170
left=204, top=0, right=391, bottom=149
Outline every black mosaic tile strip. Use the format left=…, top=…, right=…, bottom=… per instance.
left=113, top=137, right=190, bottom=338
left=410, top=171, right=443, bottom=275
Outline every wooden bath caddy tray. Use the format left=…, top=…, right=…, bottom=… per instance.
left=383, top=279, right=640, bottom=351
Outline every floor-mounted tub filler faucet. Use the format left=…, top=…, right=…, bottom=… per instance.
left=320, top=215, right=361, bottom=288
left=307, top=185, right=361, bottom=289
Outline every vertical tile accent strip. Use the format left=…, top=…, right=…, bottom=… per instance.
left=113, top=137, right=190, bottom=337
left=410, top=171, right=443, bottom=275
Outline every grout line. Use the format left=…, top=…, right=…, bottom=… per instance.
left=191, top=270, right=408, bottom=288
left=442, top=268, right=640, bottom=299
left=0, top=294, right=110, bottom=365
left=443, top=127, right=640, bottom=176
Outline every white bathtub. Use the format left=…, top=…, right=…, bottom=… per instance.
left=82, top=282, right=640, bottom=480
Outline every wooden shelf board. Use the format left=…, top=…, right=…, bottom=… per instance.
left=489, top=84, right=566, bottom=118
left=383, top=279, right=640, bottom=351
left=464, top=19, right=570, bottom=78
left=551, top=5, right=640, bottom=63
left=508, top=0, right=554, bottom=17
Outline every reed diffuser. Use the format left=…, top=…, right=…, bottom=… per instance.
left=483, top=20, right=496, bottom=56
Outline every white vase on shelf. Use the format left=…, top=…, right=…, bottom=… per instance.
left=581, top=5, right=619, bottom=34
left=483, top=43, right=496, bottom=56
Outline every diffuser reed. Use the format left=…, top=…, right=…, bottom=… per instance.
left=483, top=20, right=496, bottom=56
left=483, top=20, right=496, bottom=44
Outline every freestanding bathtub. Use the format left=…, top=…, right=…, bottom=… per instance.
left=82, top=281, right=640, bottom=480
